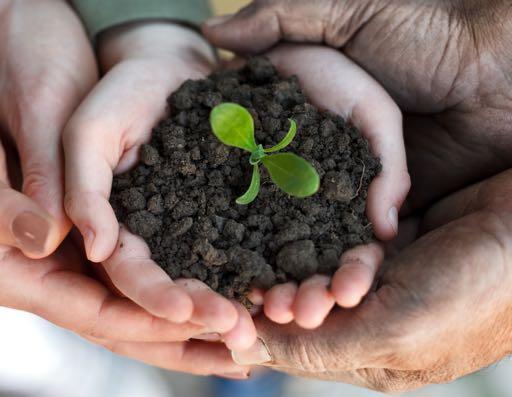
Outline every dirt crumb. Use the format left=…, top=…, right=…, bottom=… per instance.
left=110, top=57, right=381, bottom=302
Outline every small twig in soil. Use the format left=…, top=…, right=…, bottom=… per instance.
left=351, top=159, right=366, bottom=200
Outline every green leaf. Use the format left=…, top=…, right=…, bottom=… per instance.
left=262, top=153, right=320, bottom=198
left=236, top=165, right=261, bottom=205
left=264, top=119, right=297, bottom=153
left=210, top=103, right=257, bottom=152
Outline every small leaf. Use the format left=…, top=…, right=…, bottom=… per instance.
left=262, top=153, right=319, bottom=198
left=264, top=119, right=297, bottom=153
left=210, top=103, right=257, bottom=152
left=236, top=165, right=261, bottom=205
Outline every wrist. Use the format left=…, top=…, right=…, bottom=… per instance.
left=97, top=21, right=216, bottom=73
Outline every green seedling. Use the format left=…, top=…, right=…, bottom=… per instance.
left=210, top=103, right=320, bottom=205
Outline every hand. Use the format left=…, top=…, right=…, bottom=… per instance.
left=63, top=22, right=257, bottom=350
left=231, top=169, right=512, bottom=392
left=0, top=109, right=248, bottom=381
left=203, top=0, right=512, bottom=210
left=0, top=0, right=97, bottom=256
left=239, top=44, right=408, bottom=329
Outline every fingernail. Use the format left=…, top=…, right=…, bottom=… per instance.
left=231, top=338, right=272, bottom=365
left=387, top=206, right=398, bottom=236
left=204, top=14, right=233, bottom=27
left=83, top=227, right=95, bottom=259
left=195, top=332, right=222, bottom=342
left=215, top=371, right=250, bottom=380
left=12, top=211, right=50, bottom=254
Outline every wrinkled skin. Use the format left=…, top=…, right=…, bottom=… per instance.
left=204, top=0, right=512, bottom=391
left=203, top=0, right=512, bottom=209
left=238, top=170, right=512, bottom=393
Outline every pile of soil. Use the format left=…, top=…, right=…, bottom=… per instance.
left=110, top=57, right=381, bottom=302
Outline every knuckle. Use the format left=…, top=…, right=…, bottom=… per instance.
left=63, top=190, right=81, bottom=218
left=285, top=337, right=329, bottom=372
left=80, top=295, right=111, bottom=339
left=22, top=163, right=54, bottom=195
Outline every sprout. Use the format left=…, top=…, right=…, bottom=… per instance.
left=210, top=103, right=320, bottom=205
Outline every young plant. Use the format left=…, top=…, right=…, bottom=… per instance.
left=210, top=103, right=320, bottom=205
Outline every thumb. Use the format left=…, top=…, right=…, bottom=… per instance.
left=0, top=180, right=60, bottom=259
left=202, top=0, right=380, bottom=54
left=16, top=125, right=71, bottom=252
left=230, top=307, right=388, bottom=372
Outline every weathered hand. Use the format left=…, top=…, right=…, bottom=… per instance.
left=0, top=0, right=97, bottom=256
left=63, top=22, right=257, bottom=349
left=245, top=44, right=408, bottom=329
left=203, top=0, right=512, bottom=209
left=232, top=169, right=512, bottom=392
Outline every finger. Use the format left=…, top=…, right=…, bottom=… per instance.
left=222, top=301, right=257, bottom=351
left=352, top=99, right=410, bottom=240
left=63, top=117, right=120, bottom=263
left=29, top=266, right=206, bottom=342
left=101, top=227, right=193, bottom=323
left=292, top=275, right=335, bottom=329
left=247, top=288, right=264, bottom=316
left=62, top=62, right=173, bottom=263
left=421, top=170, right=512, bottom=234
left=0, top=143, right=60, bottom=257
left=203, top=0, right=368, bottom=53
left=16, top=130, right=71, bottom=250
left=247, top=288, right=264, bottom=306
left=2, top=1, right=97, bottom=251
left=0, top=183, right=60, bottom=258
left=266, top=45, right=410, bottom=240
left=175, top=278, right=239, bottom=333
left=331, top=243, right=384, bottom=308
left=233, top=308, right=385, bottom=369
left=93, top=338, right=249, bottom=377
left=263, top=282, right=297, bottom=324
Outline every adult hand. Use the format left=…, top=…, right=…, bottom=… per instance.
left=0, top=0, right=97, bottom=257
left=231, top=169, right=512, bottom=392
left=0, top=90, right=248, bottom=380
left=63, top=22, right=257, bottom=350
left=203, top=0, right=512, bottom=210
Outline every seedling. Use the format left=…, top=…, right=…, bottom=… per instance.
left=210, top=103, right=320, bottom=205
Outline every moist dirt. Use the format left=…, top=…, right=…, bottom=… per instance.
left=110, top=57, right=381, bottom=303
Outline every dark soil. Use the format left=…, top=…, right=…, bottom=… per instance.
left=110, top=57, right=381, bottom=302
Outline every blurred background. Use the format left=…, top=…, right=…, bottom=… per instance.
left=1, top=1, right=511, bottom=396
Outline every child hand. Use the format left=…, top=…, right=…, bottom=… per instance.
left=247, top=44, right=409, bottom=329
left=63, top=22, right=256, bottom=351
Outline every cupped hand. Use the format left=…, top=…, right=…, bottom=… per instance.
left=0, top=126, right=248, bottom=381
left=203, top=0, right=512, bottom=210
left=63, top=22, right=256, bottom=349
left=0, top=0, right=97, bottom=257
left=246, top=44, right=408, bottom=329
left=232, top=169, right=512, bottom=392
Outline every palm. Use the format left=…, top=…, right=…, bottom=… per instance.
left=341, top=3, right=512, bottom=209
left=253, top=170, right=512, bottom=392
left=204, top=0, right=512, bottom=211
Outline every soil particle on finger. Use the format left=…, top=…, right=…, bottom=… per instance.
left=110, top=57, right=381, bottom=302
